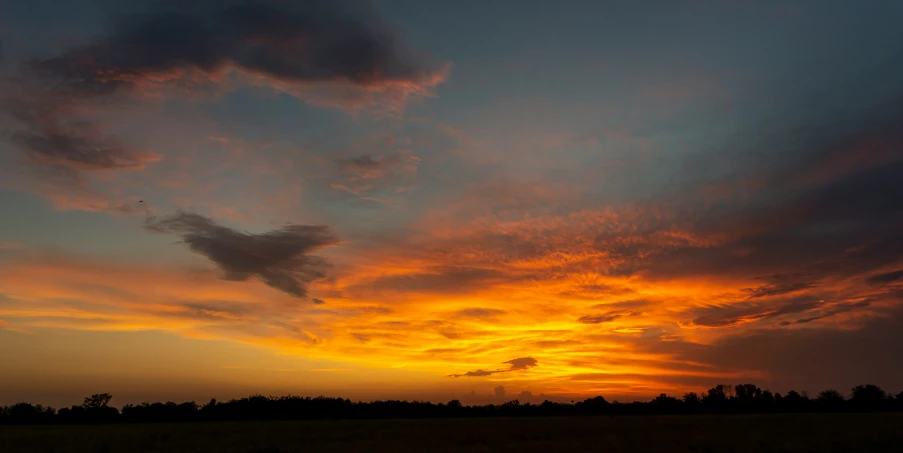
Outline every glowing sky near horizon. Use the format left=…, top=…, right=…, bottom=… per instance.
left=1, top=0, right=903, bottom=407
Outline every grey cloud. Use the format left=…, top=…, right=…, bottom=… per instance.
left=339, top=154, right=384, bottom=170
left=3, top=0, right=444, bottom=175
left=30, top=0, right=441, bottom=93
left=146, top=212, right=338, bottom=298
left=866, top=270, right=903, bottom=286
left=451, top=369, right=493, bottom=378
left=779, top=300, right=872, bottom=326
left=449, top=356, right=538, bottom=378
left=577, top=312, right=625, bottom=324
left=631, top=56, right=903, bottom=285
left=745, top=273, right=820, bottom=298
left=3, top=97, right=156, bottom=174
left=695, top=305, right=903, bottom=392
left=161, top=301, right=255, bottom=321
left=504, top=357, right=538, bottom=370
left=689, top=296, right=824, bottom=328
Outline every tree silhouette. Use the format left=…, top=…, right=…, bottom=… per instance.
left=850, top=385, right=888, bottom=411
left=816, top=389, right=845, bottom=412
left=3, top=386, right=903, bottom=424
left=83, top=394, right=113, bottom=410
left=682, top=392, right=701, bottom=410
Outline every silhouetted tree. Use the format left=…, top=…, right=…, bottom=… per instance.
left=733, top=384, right=764, bottom=412
left=760, top=390, right=776, bottom=412
left=682, top=392, right=701, bottom=411
left=2, top=385, right=902, bottom=424
left=850, top=385, right=888, bottom=411
left=702, top=385, right=731, bottom=412
left=83, top=393, right=112, bottom=410
left=651, top=394, right=682, bottom=414
left=781, top=390, right=810, bottom=412
left=575, top=396, right=610, bottom=415
left=816, top=389, right=845, bottom=412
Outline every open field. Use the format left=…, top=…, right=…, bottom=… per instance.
left=2, top=414, right=902, bottom=453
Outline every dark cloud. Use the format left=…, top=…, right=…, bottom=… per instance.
left=689, top=297, right=824, bottom=328
left=631, top=54, right=903, bottom=286
left=449, top=356, right=538, bottom=378
left=745, top=273, right=819, bottom=298
left=577, top=311, right=625, bottom=324
left=567, top=373, right=730, bottom=389
left=311, top=298, right=326, bottom=305
left=694, top=305, right=903, bottom=392
left=504, top=357, right=538, bottom=370
left=165, top=301, right=253, bottom=321
left=3, top=0, right=444, bottom=175
left=340, top=154, right=383, bottom=170
left=146, top=212, right=338, bottom=298
left=779, top=300, right=872, bottom=326
left=450, top=369, right=493, bottom=378
left=30, top=0, right=442, bottom=93
left=866, top=270, right=903, bottom=286
left=3, top=95, right=158, bottom=175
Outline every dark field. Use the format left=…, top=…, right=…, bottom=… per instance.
left=2, top=414, right=902, bottom=453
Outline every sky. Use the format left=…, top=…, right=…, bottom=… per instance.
left=1, top=0, right=903, bottom=407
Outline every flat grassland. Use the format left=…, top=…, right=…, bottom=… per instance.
left=2, top=414, right=902, bottom=453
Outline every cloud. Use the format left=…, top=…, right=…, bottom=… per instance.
left=146, top=212, right=338, bottom=298
left=577, top=312, right=624, bottom=324
left=451, top=369, right=493, bottom=378
left=688, top=297, right=824, bottom=328
left=745, top=273, right=819, bottom=298
left=494, top=385, right=505, bottom=398
left=866, top=270, right=903, bottom=286
left=5, top=101, right=160, bottom=172
left=167, top=301, right=253, bottom=321
left=453, top=308, right=506, bottom=319
left=27, top=0, right=445, bottom=96
left=504, top=357, right=538, bottom=370
left=2, top=0, right=446, bottom=177
left=692, top=305, right=903, bottom=392
left=559, top=284, right=634, bottom=300
left=330, top=152, right=420, bottom=198
left=449, top=357, right=538, bottom=378
left=354, top=266, right=536, bottom=295
left=779, top=300, right=872, bottom=326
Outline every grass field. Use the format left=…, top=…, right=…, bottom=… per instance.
left=2, top=414, right=902, bottom=452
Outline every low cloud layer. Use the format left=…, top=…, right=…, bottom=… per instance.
left=147, top=212, right=338, bottom=298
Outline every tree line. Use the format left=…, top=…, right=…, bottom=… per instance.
left=2, top=384, right=902, bottom=424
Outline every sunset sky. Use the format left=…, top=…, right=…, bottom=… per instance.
left=1, top=0, right=903, bottom=407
